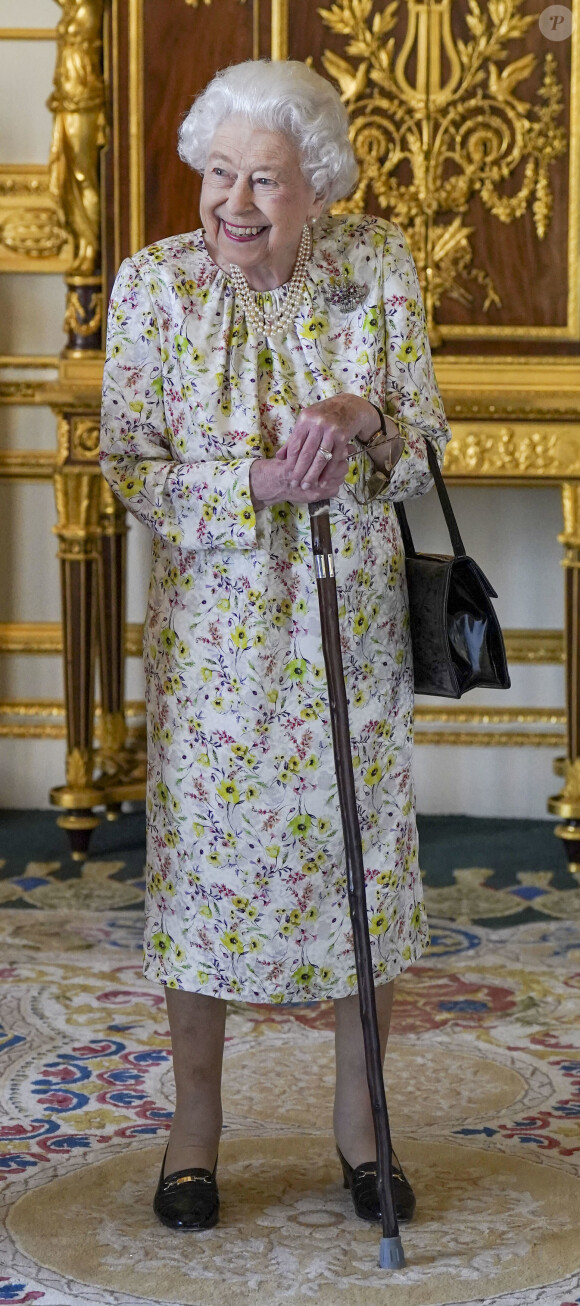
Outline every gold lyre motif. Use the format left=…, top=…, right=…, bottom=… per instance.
left=395, top=0, right=461, bottom=109
left=47, top=0, right=107, bottom=275
left=319, top=0, right=567, bottom=342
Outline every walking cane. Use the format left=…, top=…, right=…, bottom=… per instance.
left=308, top=496, right=405, bottom=1271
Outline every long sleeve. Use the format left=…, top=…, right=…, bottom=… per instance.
left=367, top=226, right=451, bottom=504
left=99, top=257, right=265, bottom=552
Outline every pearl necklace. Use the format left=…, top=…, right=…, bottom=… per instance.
left=229, top=222, right=311, bottom=338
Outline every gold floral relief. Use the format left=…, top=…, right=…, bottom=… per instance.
left=319, top=0, right=567, bottom=342
left=443, top=424, right=580, bottom=477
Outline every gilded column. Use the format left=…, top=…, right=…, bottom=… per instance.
left=50, top=416, right=104, bottom=858
left=548, top=484, right=580, bottom=871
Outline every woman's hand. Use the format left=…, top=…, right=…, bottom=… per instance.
left=276, top=395, right=378, bottom=490
left=250, top=447, right=349, bottom=510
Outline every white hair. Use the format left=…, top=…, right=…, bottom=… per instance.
left=178, top=60, right=358, bottom=206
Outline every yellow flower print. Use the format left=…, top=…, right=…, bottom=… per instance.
left=156, top=782, right=168, bottom=804
left=202, top=504, right=214, bottom=522
left=369, top=911, right=388, bottom=935
left=249, top=937, right=261, bottom=951
left=231, top=743, right=247, bottom=758
left=217, top=598, right=230, bottom=612
left=318, top=817, right=330, bottom=834
left=411, top=904, right=422, bottom=930
left=239, top=506, right=254, bottom=526
left=246, top=784, right=258, bottom=800
left=246, top=905, right=258, bottom=920
left=291, top=963, right=315, bottom=986
left=299, top=314, right=328, bottom=340
left=281, top=921, right=292, bottom=936
left=319, top=967, right=333, bottom=983
left=286, top=658, right=307, bottom=682
left=342, top=539, right=354, bottom=556
left=160, top=628, right=176, bottom=651
left=129, top=400, right=143, bottom=414
left=266, top=844, right=280, bottom=859
left=300, top=706, right=317, bottom=721
left=287, top=756, right=300, bottom=773
left=364, top=763, right=382, bottom=786
left=304, top=754, right=318, bottom=770
left=193, top=821, right=204, bottom=836
left=174, top=944, right=186, bottom=963
left=152, top=931, right=171, bottom=955
left=377, top=870, right=393, bottom=887
left=345, top=462, right=360, bottom=486
left=402, top=945, right=412, bottom=961
left=232, top=625, right=248, bottom=649
left=271, top=993, right=285, bottom=1003
left=207, top=851, right=221, bottom=865
left=217, top=778, right=240, bottom=803
left=221, top=930, right=244, bottom=954
left=201, top=667, right=212, bottom=683
left=121, top=477, right=144, bottom=498
left=396, top=339, right=418, bottom=363
left=301, top=859, right=318, bottom=875
left=177, top=640, right=189, bottom=658
left=164, top=830, right=179, bottom=848
left=180, top=575, right=193, bottom=590
left=199, top=904, right=212, bottom=918
left=199, top=753, right=210, bottom=766
left=280, top=598, right=292, bottom=615
left=232, top=895, right=249, bottom=910
left=289, top=909, right=301, bottom=926
left=363, top=307, right=379, bottom=333
left=353, top=689, right=366, bottom=707
left=305, top=906, right=318, bottom=922
left=254, top=632, right=265, bottom=647
left=353, top=611, right=369, bottom=637
left=212, top=696, right=225, bottom=711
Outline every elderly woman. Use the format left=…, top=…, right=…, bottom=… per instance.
left=100, top=58, right=450, bottom=1232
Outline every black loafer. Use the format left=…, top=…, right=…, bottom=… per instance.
left=337, top=1146, right=416, bottom=1224
left=153, top=1147, right=219, bottom=1230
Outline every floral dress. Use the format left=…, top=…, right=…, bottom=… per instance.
left=100, top=214, right=451, bottom=1003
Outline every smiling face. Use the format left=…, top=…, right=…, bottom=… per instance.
left=199, top=116, right=325, bottom=291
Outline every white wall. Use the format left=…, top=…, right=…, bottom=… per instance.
left=0, top=13, right=566, bottom=816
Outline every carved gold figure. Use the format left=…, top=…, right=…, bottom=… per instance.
left=319, top=0, right=567, bottom=341
left=47, top=0, right=106, bottom=274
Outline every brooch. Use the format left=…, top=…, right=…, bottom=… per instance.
left=323, top=278, right=369, bottom=313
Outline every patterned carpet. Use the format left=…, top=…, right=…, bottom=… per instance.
left=0, top=814, right=579, bottom=1305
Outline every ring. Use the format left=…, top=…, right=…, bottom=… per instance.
left=317, top=447, right=333, bottom=462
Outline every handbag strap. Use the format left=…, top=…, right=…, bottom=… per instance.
left=394, top=440, right=466, bottom=559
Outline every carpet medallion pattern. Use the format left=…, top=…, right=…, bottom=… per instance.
left=0, top=817, right=579, bottom=1305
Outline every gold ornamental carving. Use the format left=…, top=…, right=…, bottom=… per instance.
left=63, top=288, right=103, bottom=339
left=71, top=417, right=101, bottom=460
left=442, top=423, right=580, bottom=478
left=319, top=0, right=567, bottom=342
left=47, top=0, right=106, bottom=275
left=0, top=166, right=70, bottom=272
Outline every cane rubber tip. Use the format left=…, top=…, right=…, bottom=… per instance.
left=379, top=1235, right=405, bottom=1269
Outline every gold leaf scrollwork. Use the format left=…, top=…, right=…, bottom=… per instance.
left=63, top=289, right=102, bottom=338
left=443, top=425, right=560, bottom=475
left=319, top=0, right=567, bottom=342
left=66, top=746, right=93, bottom=787
left=47, top=0, right=107, bottom=275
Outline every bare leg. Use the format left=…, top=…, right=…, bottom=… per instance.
left=164, top=989, right=227, bottom=1175
left=333, top=981, right=394, bottom=1169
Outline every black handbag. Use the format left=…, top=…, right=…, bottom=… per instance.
left=394, top=442, right=511, bottom=698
